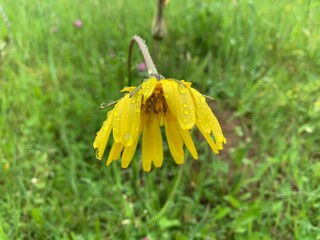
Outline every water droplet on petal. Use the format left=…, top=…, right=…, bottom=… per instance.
left=184, top=110, right=189, bottom=114
left=178, top=84, right=187, bottom=94
left=123, top=133, right=131, bottom=141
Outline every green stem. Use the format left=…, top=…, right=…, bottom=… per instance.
left=128, top=35, right=158, bottom=86
left=150, top=164, right=184, bottom=223
left=0, top=4, right=13, bottom=45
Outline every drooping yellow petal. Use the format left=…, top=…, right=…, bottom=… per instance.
left=179, top=127, right=198, bottom=160
left=121, top=86, right=136, bottom=93
left=112, top=96, right=127, bottom=143
left=150, top=116, right=163, bottom=168
left=106, top=142, right=124, bottom=166
left=93, top=111, right=114, bottom=160
left=162, top=80, right=195, bottom=130
left=164, top=110, right=184, bottom=164
left=189, top=87, right=226, bottom=149
left=139, top=108, right=148, bottom=132
left=122, top=110, right=148, bottom=168
left=142, top=116, right=152, bottom=172
left=121, top=137, right=139, bottom=168
left=210, top=114, right=227, bottom=146
left=142, top=114, right=163, bottom=171
left=112, top=93, right=142, bottom=146
left=188, top=87, right=213, bottom=134
left=121, top=93, right=142, bottom=146
left=197, top=120, right=219, bottom=154
left=209, top=110, right=224, bottom=136
left=141, top=76, right=158, bottom=104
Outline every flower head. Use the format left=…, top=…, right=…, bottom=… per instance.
left=93, top=76, right=226, bottom=172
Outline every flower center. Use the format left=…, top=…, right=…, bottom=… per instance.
left=144, top=85, right=167, bottom=114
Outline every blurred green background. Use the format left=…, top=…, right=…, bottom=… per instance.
left=0, top=0, right=319, bottom=239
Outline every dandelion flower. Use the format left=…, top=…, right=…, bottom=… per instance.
left=93, top=75, right=226, bottom=172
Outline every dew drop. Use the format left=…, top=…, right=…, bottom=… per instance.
left=178, top=84, right=187, bottom=94
left=200, top=96, right=206, bottom=103
left=184, top=110, right=190, bottom=114
left=123, top=133, right=131, bottom=142
left=183, top=103, right=188, bottom=108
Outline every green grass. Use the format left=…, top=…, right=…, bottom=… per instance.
left=1, top=0, right=319, bottom=239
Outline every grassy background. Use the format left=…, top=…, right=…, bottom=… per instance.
left=1, top=0, right=319, bottom=239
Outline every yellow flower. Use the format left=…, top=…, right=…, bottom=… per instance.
left=93, top=76, right=226, bottom=172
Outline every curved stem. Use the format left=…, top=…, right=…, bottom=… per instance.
left=128, top=35, right=158, bottom=85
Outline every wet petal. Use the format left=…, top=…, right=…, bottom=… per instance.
left=211, top=114, right=227, bottom=146
left=112, top=96, right=127, bottom=143
left=162, top=80, right=195, bottom=130
left=121, top=93, right=142, bottom=146
left=121, top=86, right=136, bottom=93
left=112, top=93, right=142, bottom=146
left=121, top=137, right=139, bottom=168
left=142, top=114, right=163, bottom=171
left=93, top=111, right=114, bottom=160
left=150, top=116, right=163, bottom=168
left=197, top=120, right=219, bottom=154
left=142, top=116, right=152, bottom=172
left=179, top=127, right=198, bottom=160
left=189, top=87, right=213, bottom=134
left=164, top=110, right=184, bottom=164
left=106, top=142, right=124, bottom=166
left=189, top=87, right=226, bottom=149
left=122, top=111, right=148, bottom=168
left=141, top=76, right=158, bottom=103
